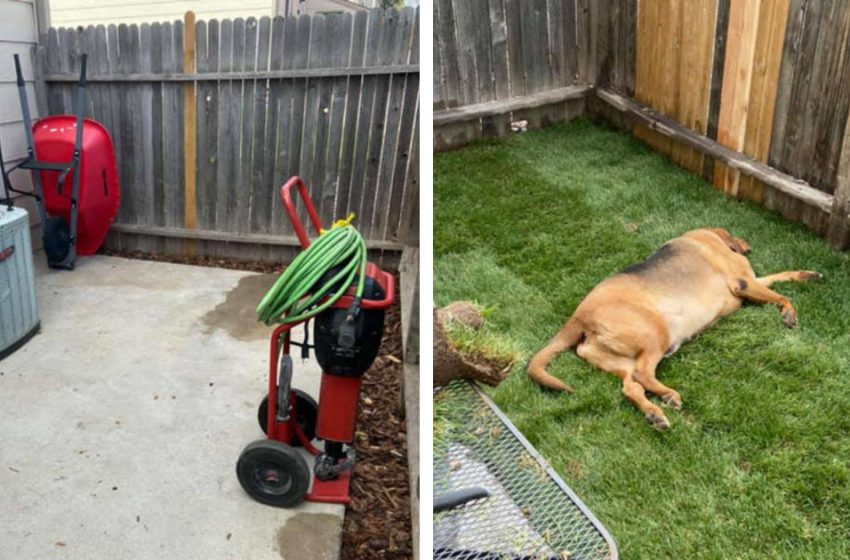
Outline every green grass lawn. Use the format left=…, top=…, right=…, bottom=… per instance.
left=434, top=118, right=850, bottom=560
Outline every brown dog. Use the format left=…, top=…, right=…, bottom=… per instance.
left=527, top=228, right=820, bottom=430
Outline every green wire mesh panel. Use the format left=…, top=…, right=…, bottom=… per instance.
left=434, top=381, right=618, bottom=560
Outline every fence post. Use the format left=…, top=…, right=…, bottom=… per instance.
left=183, top=11, right=197, bottom=253
left=827, top=117, right=850, bottom=249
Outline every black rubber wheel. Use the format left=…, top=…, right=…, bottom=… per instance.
left=236, top=439, right=310, bottom=508
left=43, top=217, right=70, bottom=264
left=257, top=389, right=319, bottom=447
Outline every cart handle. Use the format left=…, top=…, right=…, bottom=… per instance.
left=363, top=269, right=395, bottom=310
left=280, top=177, right=322, bottom=249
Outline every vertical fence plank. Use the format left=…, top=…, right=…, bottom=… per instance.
left=138, top=23, right=158, bottom=252
left=196, top=19, right=218, bottom=231
left=248, top=17, right=272, bottom=235
left=436, top=0, right=461, bottom=108
left=547, top=0, right=565, bottom=88
left=827, top=116, right=850, bottom=247
left=361, top=9, right=398, bottom=240
left=769, top=0, right=806, bottom=170
left=714, top=0, right=762, bottom=196
left=670, top=0, right=716, bottom=174
left=161, top=21, right=184, bottom=237
left=488, top=0, right=510, bottom=100
left=348, top=10, right=382, bottom=238
left=452, top=1, right=479, bottom=106
left=287, top=14, right=311, bottom=218
left=270, top=15, right=303, bottom=237
left=304, top=14, right=332, bottom=223
left=376, top=7, right=417, bottom=242
left=183, top=13, right=197, bottom=238
left=338, top=11, right=369, bottom=221
left=388, top=19, right=419, bottom=242
left=265, top=16, right=288, bottom=236
left=213, top=18, right=234, bottom=232
left=227, top=17, right=249, bottom=234
left=323, top=12, right=354, bottom=223
left=504, top=0, right=525, bottom=97
left=702, top=0, right=731, bottom=182
left=148, top=22, right=164, bottom=230
left=471, top=0, right=494, bottom=103
left=737, top=0, right=791, bottom=203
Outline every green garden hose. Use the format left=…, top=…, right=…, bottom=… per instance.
left=256, top=224, right=367, bottom=326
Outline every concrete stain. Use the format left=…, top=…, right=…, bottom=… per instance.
left=200, top=274, right=277, bottom=341
left=276, top=513, right=341, bottom=560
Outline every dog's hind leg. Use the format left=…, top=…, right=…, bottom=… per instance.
left=622, top=373, right=670, bottom=431
left=633, top=348, right=682, bottom=410
left=729, top=277, right=799, bottom=327
left=757, top=270, right=821, bottom=287
left=577, top=340, right=671, bottom=430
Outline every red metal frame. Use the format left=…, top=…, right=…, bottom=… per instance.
left=257, top=176, right=395, bottom=506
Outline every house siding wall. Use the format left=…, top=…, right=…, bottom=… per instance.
left=0, top=0, right=41, bottom=229
left=49, top=0, right=274, bottom=27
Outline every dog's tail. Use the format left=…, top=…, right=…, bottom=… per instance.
left=527, top=317, right=583, bottom=393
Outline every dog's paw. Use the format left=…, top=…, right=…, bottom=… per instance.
left=646, top=411, right=671, bottom=431
left=662, top=392, right=682, bottom=410
left=781, top=306, right=798, bottom=328
left=800, top=270, right=822, bottom=282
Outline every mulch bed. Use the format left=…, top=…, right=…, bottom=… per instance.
left=342, top=304, right=412, bottom=560
left=99, top=248, right=283, bottom=274
left=102, top=248, right=413, bottom=559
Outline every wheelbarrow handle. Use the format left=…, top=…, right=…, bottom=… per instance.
left=280, top=176, right=322, bottom=250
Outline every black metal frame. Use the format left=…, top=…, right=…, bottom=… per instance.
left=8, top=53, right=87, bottom=270
left=434, top=381, right=620, bottom=560
left=470, top=382, right=619, bottom=560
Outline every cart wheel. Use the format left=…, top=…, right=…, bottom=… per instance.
left=257, top=389, right=319, bottom=447
left=236, top=440, right=310, bottom=508
left=43, top=218, right=70, bottom=264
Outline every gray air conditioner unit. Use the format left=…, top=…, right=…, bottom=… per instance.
left=0, top=205, right=39, bottom=359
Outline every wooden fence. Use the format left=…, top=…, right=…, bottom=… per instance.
left=35, top=8, right=419, bottom=262
left=433, top=0, right=599, bottom=149
left=435, top=0, right=850, bottom=249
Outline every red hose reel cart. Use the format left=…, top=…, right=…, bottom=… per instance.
left=236, top=177, right=395, bottom=507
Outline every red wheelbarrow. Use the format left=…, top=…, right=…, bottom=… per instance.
left=6, top=54, right=119, bottom=270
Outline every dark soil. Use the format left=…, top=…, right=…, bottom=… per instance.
left=103, top=249, right=413, bottom=559
left=99, top=248, right=283, bottom=274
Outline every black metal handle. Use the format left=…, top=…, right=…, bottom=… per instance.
left=434, top=487, right=490, bottom=513
left=0, top=141, right=12, bottom=210
left=13, top=54, right=24, bottom=86
left=78, top=54, right=87, bottom=87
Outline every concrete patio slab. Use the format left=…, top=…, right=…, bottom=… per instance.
left=0, top=255, right=343, bottom=560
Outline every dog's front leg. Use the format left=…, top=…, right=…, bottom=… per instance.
left=757, top=270, right=822, bottom=287
left=729, top=277, right=799, bottom=327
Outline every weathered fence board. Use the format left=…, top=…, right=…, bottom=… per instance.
left=433, top=0, right=588, bottom=149
left=36, top=8, right=419, bottom=261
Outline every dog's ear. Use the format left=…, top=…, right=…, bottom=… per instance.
left=733, top=236, right=752, bottom=255
left=711, top=228, right=752, bottom=255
